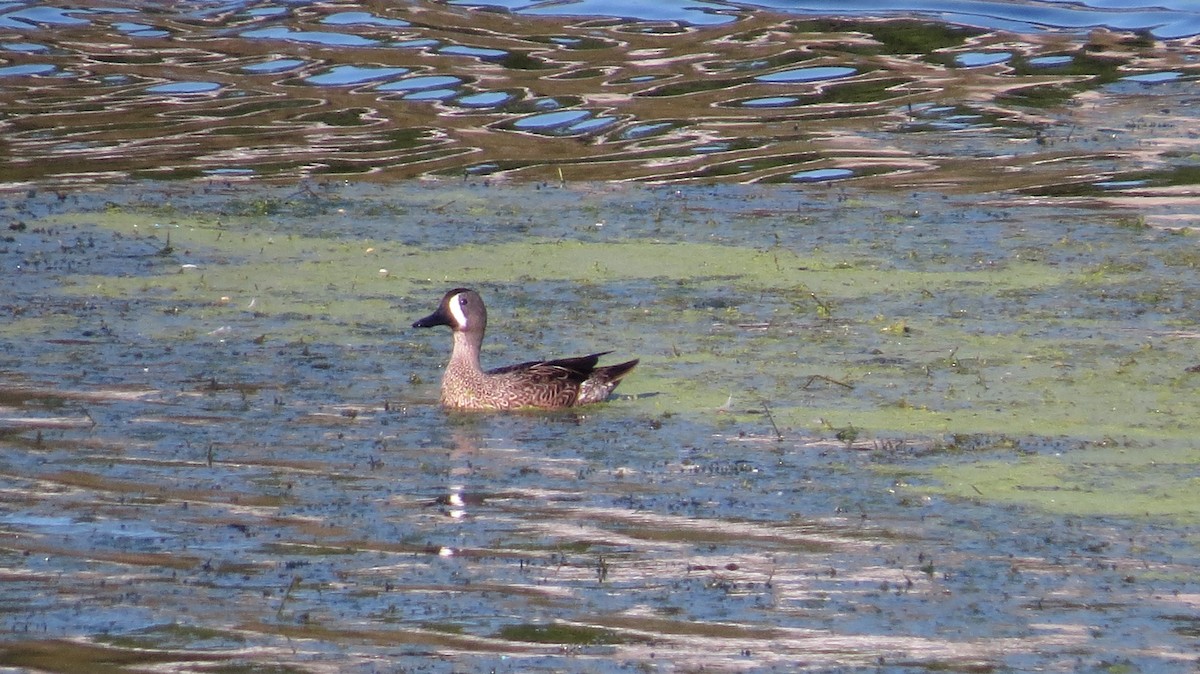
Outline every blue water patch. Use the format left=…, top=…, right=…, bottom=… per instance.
left=0, top=512, right=167, bottom=543
left=693, top=143, right=731, bottom=153
left=741, top=96, right=798, bottom=107
left=376, top=75, right=463, bottom=92
left=0, top=6, right=90, bottom=28
left=439, top=45, right=508, bottom=59
left=305, top=65, right=408, bottom=86
left=619, top=122, right=674, bottom=140
left=204, top=168, right=257, bottom=176
left=513, top=109, right=592, bottom=131
left=456, top=91, right=514, bottom=107
left=322, top=11, right=410, bottom=27
left=391, top=39, right=440, bottom=49
left=2, top=42, right=50, bottom=53
left=114, top=22, right=169, bottom=38
left=610, top=74, right=664, bottom=85
left=566, top=115, right=618, bottom=134
left=403, top=88, right=459, bottom=101
left=241, top=27, right=379, bottom=48
left=955, top=52, right=1012, bottom=67
left=533, top=98, right=562, bottom=110
left=243, top=58, right=307, bottom=74
left=244, top=7, right=287, bottom=18
left=755, top=66, right=856, bottom=83
left=145, top=81, right=222, bottom=94
left=0, top=63, right=57, bottom=77
left=791, top=168, right=854, bottom=182
left=1027, top=55, right=1073, bottom=67
left=1122, top=71, right=1183, bottom=83
left=1095, top=179, right=1149, bottom=189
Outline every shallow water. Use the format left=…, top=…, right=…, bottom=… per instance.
left=2, top=179, right=1200, bottom=671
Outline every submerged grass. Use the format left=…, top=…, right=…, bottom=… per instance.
left=0, top=639, right=229, bottom=672
left=925, top=443, right=1200, bottom=519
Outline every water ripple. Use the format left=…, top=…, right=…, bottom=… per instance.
left=0, top=1, right=1194, bottom=187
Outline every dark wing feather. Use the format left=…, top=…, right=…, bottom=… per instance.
left=486, top=351, right=611, bottom=380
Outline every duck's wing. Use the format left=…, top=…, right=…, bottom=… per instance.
left=486, top=351, right=611, bottom=380
left=487, top=352, right=638, bottom=407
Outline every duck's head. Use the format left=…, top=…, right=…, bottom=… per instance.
left=413, top=287, right=487, bottom=333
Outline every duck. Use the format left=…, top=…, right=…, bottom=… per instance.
left=412, top=288, right=638, bottom=410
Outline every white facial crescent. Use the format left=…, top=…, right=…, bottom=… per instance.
left=448, top=292, right=469, bottom=329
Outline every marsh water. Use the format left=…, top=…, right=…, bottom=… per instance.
left=2, top=1, right=1200, bottom=673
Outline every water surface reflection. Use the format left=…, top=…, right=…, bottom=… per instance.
left=0, top=1, right=1195, bottom=188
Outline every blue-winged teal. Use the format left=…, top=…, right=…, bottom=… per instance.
left=412, top=288, right=638, bottom=410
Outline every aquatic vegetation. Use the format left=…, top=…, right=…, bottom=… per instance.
left=18, top=181, right=1199, bottom=452
left=3, top=179, right=1200, bottom=672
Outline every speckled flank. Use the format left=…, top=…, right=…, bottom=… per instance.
left=413, top=288, right=637, bottom=410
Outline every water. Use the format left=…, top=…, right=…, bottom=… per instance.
left=754, top=65, right=858, bottom=82
left=1, top=0, right=1200, bottom=670
left=451, top=0, right=1200, bottom=36
left=376, top=75, right=465, bottom=92
left=303, top=65, right=409, bottom=86
left=953, top=51, right=1012, bottom=67
left=0, top=0, right=1195, bottom=187
left=2, top=180, right=1200, bottom=671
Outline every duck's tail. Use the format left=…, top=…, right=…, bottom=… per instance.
left=577, top=358, right=639, bottom=405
